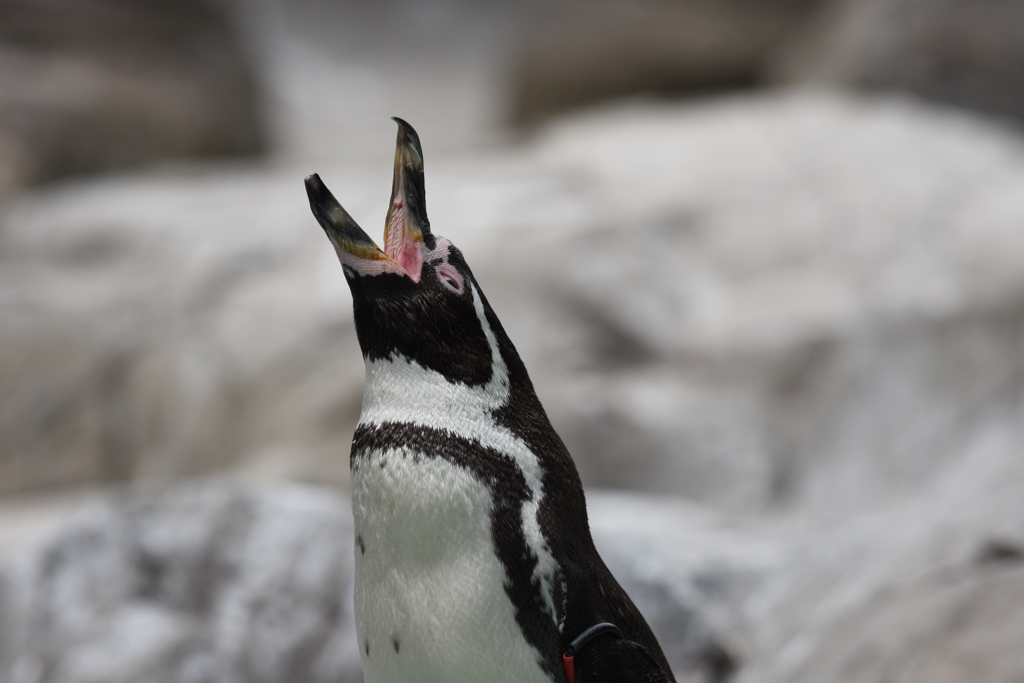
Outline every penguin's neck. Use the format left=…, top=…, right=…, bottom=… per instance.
left=356, top=282, right=535, bottom=443
left=357, top=348, right=510, bottom=439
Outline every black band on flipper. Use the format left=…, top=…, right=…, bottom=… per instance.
left=566, top=623, right=623, bottom=657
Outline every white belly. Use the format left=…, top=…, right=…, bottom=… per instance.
left=352, top=446, right=552, bottom=683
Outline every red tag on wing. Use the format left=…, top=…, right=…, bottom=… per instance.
left=562, top=653, right=576, bottom=683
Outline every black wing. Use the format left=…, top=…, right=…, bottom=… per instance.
left=573, top=634, right=675, bottom=683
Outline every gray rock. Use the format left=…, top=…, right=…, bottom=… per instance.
left=504, top=0, right=823, bottom=127
left=504, top=0, right=1024, bottom=131
left=0, top=0, right=266, bottom=196
left=771, top=0, right=1024, bottom=126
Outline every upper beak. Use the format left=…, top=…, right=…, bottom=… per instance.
left=383, top=117, right=433, bottom=280
left=304, top=173, right=389, bottom=263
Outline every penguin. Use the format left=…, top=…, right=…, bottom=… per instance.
left=304, top=118, right=676, bottom=683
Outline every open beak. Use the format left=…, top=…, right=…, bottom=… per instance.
left=305, top=118, right=433, bottom=282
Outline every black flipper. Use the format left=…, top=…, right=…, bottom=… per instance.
left=572, top=632, right=675, bottom=683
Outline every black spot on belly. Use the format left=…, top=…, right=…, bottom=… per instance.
left=365, top=639, right=370, bottom=656
left=356, top=534, right=366, bottom=555
left=392, top=634, right=401, bottom=654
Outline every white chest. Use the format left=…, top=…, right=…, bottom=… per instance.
left=351, top=445, right=552, bottom=683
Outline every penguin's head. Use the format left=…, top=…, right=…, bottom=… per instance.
left=305, top=118, right=496, bottom=386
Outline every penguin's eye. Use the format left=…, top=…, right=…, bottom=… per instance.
left=435, top=263, right=464, bottom=294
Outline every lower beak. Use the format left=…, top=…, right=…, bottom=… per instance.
left=305, top=173, right=390, bottom=264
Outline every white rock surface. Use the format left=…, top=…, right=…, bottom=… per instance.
left=0, top=484, right=758, bottom=683
left=0, top=484, right=363, bottom=683
left=0, top=166, right=366, bottom=490
left=735, top=417, right=1024, bottom=682
left=3, top=476, right=1022, bottom=683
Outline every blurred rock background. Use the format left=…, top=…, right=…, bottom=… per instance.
left=1, top=0, right=1023, bottom=681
